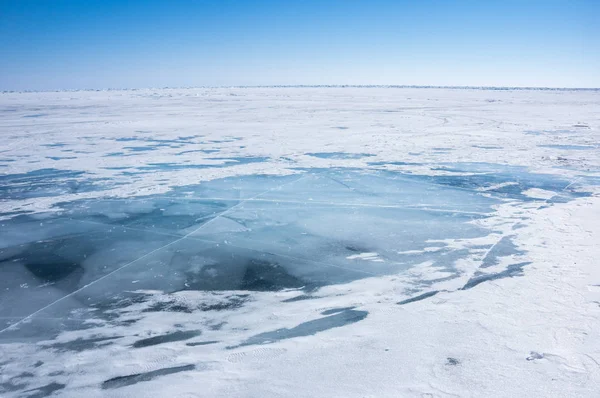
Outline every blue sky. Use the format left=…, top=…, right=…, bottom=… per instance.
left=1, top=0, right=598, bottom=90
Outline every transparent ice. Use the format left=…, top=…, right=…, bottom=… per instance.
left=0, top=164, right=588, bottom=342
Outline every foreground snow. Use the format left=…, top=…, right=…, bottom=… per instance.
left=0, top=87, right=599, bottom=397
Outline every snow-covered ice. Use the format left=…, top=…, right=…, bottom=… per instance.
left=0, top=87, right=599, bottom=397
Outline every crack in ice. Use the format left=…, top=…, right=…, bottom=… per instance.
left=0, top=173, right=312, bottom=334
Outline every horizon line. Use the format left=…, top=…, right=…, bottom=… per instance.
left=2, top=84, right=600, bottom=94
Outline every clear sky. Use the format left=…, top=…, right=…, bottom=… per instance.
left=1, top=0, right=598, bottom=90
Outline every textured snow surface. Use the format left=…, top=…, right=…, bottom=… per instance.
left=1, top=87, right=599, bottom=397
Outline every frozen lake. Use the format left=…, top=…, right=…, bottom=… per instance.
left=0, top=87, right=599, bottom=397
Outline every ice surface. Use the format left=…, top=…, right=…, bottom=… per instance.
left=1, top=87, right=599, bottom=397
left=0, top=168, right=109, bottom=200
left=0, top=167, right=590, bottom=342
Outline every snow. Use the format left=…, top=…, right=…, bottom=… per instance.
left=0, top=87, right=599, bottom=397
left=522, top=188, right=558, bottom=199
left=346, top=252, right=384, bottom=262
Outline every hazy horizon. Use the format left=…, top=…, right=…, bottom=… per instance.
left=3, top=84, right=600, bottom=94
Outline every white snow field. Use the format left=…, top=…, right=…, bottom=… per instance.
left=0, top=87, right=599, bottom=397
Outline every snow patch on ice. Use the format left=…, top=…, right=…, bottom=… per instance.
left=346, top=252, right=384, bottom=262
left=522, top=188, right=558, bottom=199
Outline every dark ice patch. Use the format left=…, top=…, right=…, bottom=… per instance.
left=184, top=258, right=307, bottom=292
left=472, top=145, right=502, bottom=149
left=282, top=294, right=316, bottom=303
left=22, top=382, right=65, bottom=398
left=46, top=156, right=77, bottom=160
left=177, top=149, right=220, bottom=155
left=46, top=335, right=123, bottom=352
left=238, top=260, right=305, bottom=291
left=321, top=306, right=355, bottom=315
left=143, top=300, right=195, bottom=313
left=0, top=372, right=35, bottom=394
left=526, top=351, right=544, bottom=361
left=4, top=238, right=95, bottom=286
left=229, top=309, right=368, bottom=348
left=23, top=113, right=48, bottom=118
left=1, top=381, right=28, bottom=394
left=481, top=236, right=523, bottom=268
left=102, top=364, right=195, bottom=389
left=124, top=146, right=157, bottom=152
left=132, top=330, right=201, bottom=348
left=142, top=294, right=249, bottom=313
left=446, top=357, right=460, bottom=366
left=186, top=340, right=219, bottom=347
left=397, top=290, right=439, bottom=305
left=461, top=262, right=531, bottom=290
left=0, top=168, right=108, bottom=200
left=344, top=245, right=370, bottom=253
left=197, top=295, right=250, bottom=311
